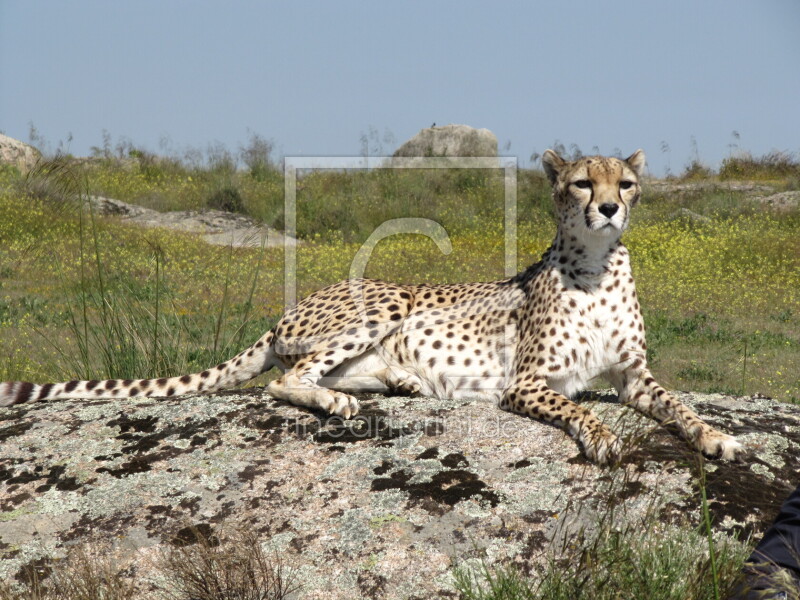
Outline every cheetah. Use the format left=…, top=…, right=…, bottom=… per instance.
left=0, top=149, right=743, bottom=464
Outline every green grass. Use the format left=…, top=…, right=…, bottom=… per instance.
left=454, top=459, right=749, bottom=600
left=454, top=523, right=747, bottom=600
left=1, top=149, right=798, bottom=400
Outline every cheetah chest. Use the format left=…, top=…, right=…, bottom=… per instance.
left=541, top=286, right=643, bottom=398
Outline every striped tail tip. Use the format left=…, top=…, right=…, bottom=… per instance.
left=0, top=381, right=43, bottom=406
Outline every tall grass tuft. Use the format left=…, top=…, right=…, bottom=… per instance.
left=697, top=457, right=721, bottom=600
left=12, top=156, right=272, bottom=383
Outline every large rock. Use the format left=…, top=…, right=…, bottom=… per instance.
left=88, top=196, right=299, bottom=248
left=0, top=390, right=797, bottom=597
left=394, top=124, right=498, bottom=158
left=0, top=133, right=41, bottom=173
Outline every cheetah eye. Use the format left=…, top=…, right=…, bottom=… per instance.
left=572, top=180, right=592, bottom=189
left=619, top=180, right=635, bottom=190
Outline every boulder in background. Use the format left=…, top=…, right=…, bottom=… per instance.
left=394, top=124, right=498, bottom=158
left=0, top=133, right=41, bottom=173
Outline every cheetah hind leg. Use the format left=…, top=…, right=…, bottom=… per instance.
left=321, top=366, right=423, bottom=396
left=375, top=366, right=423, bottom=396
left=267, top=341, right=397, bottom=418
left=267, top=371, right=360, bottom=419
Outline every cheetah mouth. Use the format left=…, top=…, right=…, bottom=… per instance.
left=585, top=218, right=621, bottom=234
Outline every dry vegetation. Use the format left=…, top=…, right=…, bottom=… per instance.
left=0, top=526, right=298, bottom=600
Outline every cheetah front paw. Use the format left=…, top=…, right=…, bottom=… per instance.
left=320, top=391, right=360, bottom=419
left=698, top=429, right=745, bottom=461
left=582, top=430, right=623, bottom=466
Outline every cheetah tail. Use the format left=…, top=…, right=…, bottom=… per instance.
left=0, top=331, right=277, bottom=407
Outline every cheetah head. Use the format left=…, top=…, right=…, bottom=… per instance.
left=542, top=149, right=646, bottom=239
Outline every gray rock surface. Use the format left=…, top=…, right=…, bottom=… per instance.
left=0, top=134, right=41, bottom=173
left=752, top=190, right=800, bottom=211
left=669, top=207, right=713, bottom=223
left=394, top=124, right=498, bottom=158
left=1, top=390, right=798, bottom=598
left=89, top=196, right=298, bottom=248
left=645, top=181, right=775, bottom=195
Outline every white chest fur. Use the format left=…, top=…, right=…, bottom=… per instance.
left=546, top=274, right=636, bottom=398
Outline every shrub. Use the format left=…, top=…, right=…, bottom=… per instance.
left=0, top=544, right=136, bottom=600
left=719, top=151, right=800, bottom=181
left=240, top=132, right=275, bottom=181
left=207, top=185, right=245, bottom=213
left=680, top=159, right=715, bottom=181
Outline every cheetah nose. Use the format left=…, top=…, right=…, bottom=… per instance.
left=598, top=203, right=619, bottom=218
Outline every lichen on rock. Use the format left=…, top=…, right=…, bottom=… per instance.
left=1, top=389, right=798, bottom=598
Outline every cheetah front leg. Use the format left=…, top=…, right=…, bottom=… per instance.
left=614, top=367, right=743, bottom=460
left=501, top=377, right=622, bottom=465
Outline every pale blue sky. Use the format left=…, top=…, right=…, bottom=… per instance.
left=1, top=0, right=798, bottom=175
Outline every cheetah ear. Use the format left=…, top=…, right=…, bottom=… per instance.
left=542, top=149, right=566, bottom=185
left=625, top=149, right=646, bottom=177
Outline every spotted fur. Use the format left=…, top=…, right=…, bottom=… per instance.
left=0, top=150, right=744, bottom=464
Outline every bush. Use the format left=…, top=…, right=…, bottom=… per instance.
left=240, top=132, right=275, bottom=181
left=680, top=159, right=715, bottom=181
left=207, top=185, right=245, bottom=213
left=719, top=151, right=800, bottom=181
left=0, top=544, right=136, bottom=600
